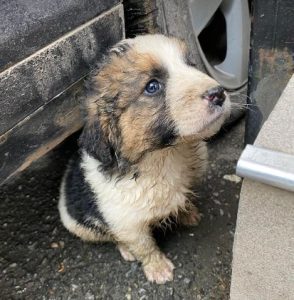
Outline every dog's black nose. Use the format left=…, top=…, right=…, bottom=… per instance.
left=203, top=86, right=226, bottom=107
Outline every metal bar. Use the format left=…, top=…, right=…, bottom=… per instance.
left=236, top=145, right=294, bottom=192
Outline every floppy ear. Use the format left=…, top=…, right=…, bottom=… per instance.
left=78, top=119, right=117, bottom=172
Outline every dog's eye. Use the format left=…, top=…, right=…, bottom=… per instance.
left=144, top=80, right=162, bottom=96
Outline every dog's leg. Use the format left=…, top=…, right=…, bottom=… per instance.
left=117, top=227, right=174, bottom=284
left=177, top=203, right=201, bottom=226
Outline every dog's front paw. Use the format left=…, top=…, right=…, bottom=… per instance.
left=178, top=205, right=201, bottom=227
left=143, top=253, right=175, bottom=284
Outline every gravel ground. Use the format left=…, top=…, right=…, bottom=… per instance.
left=0, top=120, right=244, bottom=300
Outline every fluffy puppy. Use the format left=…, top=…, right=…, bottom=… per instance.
left=58, top=34, right=230, bottom=284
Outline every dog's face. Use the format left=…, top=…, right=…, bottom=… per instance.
left=80, top=35, right=230, bottom=174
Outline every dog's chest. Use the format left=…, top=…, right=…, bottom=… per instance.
left=82, top=143, right=206, bottom=226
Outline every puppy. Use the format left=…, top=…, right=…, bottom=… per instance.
left=58, top=34, right=230, bottom=284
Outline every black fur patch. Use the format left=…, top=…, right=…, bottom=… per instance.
left=153, top=119, right=177, bottom=147
left=149, top=89, right=178, bottom=148
left=64, top=156, right=108, bottom=232
left=78, top=119, right=117, bottom=173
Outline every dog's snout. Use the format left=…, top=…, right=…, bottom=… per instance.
left=203, top=86, right=226, bottom=107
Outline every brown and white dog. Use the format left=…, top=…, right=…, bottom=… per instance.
left=58, top=34, right=231, bottom=284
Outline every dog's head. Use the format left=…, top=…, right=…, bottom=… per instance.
left=80, top=34, right=231, bottom=175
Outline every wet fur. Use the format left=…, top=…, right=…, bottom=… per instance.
left=58, top=34, right=230, bottom=284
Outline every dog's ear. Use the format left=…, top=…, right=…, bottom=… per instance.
left=79, top=119, right=117, bottom=172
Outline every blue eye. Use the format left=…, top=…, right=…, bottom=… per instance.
left=144, top=80, right=162, bottom=95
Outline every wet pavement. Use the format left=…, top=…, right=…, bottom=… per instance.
left=0, top=120, right=244, bottom=300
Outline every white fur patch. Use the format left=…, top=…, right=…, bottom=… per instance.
left=81, top=141, right=207, bottom=239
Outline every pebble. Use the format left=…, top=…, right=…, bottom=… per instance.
left=138, top=288, right=146, bottom=295
left=167, top=287, right=174, bottom=296
left=216, top=247, right=222, bottom=256
left=85, top=291, right=95, bottom=300
left=50, top=242, right=59, bottom=249
left=184, top=278, right=191, bottom=285
left=219, top=209, right=224, bottom=216
left=213, top=199, right=221, bottom=205
left=223, top=174, right=241, bottom=183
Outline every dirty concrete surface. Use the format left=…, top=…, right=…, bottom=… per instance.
left=0, top=120, right=244, bottom=300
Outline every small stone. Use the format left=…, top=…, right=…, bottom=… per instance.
left=167, top=287, right=174, bottom=296
left=213, top=199, right=221, bottom=205
left=189, top=233, right=194, bottom=237
left=85, top=291, right=94, bottom=300
left=138, top=288, right=146, bottom=295
left=126, top=293, right=131, bottom=300
left=9, top=263, right=17, bottom=268
left=213, top=192, right=219, bottom=197
left=184, top=278, right=191, bottom=285
left=223, top=174, right=241, bottom=183
left=216, top=248, right=222, bottom=256
left=50, top=242, right=59, bottom=249
left=219, top=209, right=224, bottom=216
left=59, top=241, right=65, bottom=248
